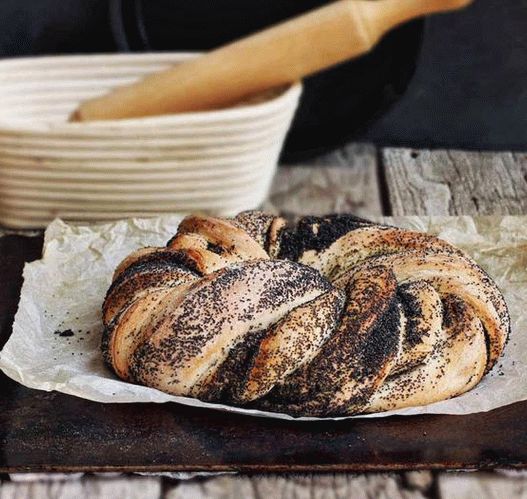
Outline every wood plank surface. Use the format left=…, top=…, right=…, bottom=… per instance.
left=11, top=470, right=527, bottom=499
left=382, top=148, right=527, bottom=215
left=165, top=473, right=428, bottom=499
left=0, top=473, right=432, bottom=499
left=266, top=143, right=383, bottom=216
left=437, top=472, right=527, bottom=499
left=0, top=476, right=161, bottom=499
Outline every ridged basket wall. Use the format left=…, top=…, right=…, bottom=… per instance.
left=0, top=53, right=301, bottom=228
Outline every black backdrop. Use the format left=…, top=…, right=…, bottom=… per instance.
left=1, top=0, right=526, bottom=153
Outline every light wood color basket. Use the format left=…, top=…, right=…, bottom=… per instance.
left=0, top=53, right=301, bottom=228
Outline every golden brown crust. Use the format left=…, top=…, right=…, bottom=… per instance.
left=365, top=294, right=487, bottom=413
left=352, top=250, right=508, bottom=372
left=170, top=215, right=269, bottom=267
left=391, top=281, right=443, bottom=375
left=233, top=287, right=345, bottom=403
left=232, top=210, right=279, bottom=248
left=101, top=211, right=510, bottom=417
left=103, top=249, right=197, bottom=326
left=130, top=259, right=333, bottom=397
left=298, top=225, right=463, bottom=280
left=262, top=266, right=403, bottom=416
left=112, top=247, right=164, bottom=280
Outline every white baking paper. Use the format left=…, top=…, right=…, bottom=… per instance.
left=0, top=215, right=525, bottom=420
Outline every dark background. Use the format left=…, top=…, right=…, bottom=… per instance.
left=1, top=0, right=525, bottom=152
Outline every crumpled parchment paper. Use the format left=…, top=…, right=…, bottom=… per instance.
left=0, top=215, right=525, bottom=420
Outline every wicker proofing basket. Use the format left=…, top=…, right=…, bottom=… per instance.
left=0, top=53, right=302, bottom=228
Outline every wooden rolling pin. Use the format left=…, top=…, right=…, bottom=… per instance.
left=71, top=0, right=472, bottom=121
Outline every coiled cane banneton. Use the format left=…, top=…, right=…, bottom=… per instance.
left=101, top=211, right=510, bottom=417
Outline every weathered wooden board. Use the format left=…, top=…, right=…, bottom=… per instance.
left=0, top=472, right=432, bottom=499
left=437, top=472, right=527, bottom=499
left=382, top=149, right=527, bottom=215
left=165, top=473, right=428, bottom=499
left=266, top=144, right=383, bottom=217
left=0, top=476, right=161, bottom=499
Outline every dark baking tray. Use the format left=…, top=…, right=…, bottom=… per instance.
left=1, top=234, right=526, bottom=473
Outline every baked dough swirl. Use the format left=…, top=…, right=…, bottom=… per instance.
left=101, top=211, right=510, bottom=417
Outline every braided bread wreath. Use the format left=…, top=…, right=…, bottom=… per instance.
left=101, top=211, right=510, bottom=417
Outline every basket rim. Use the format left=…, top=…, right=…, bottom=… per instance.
left=0, top=52, right=302, bottom=134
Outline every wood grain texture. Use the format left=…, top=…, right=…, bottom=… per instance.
left=265, top=143, right=383, bottom=216
left=166, top=474, right=427, bottom=499
left=437, top=472, right=527, bottom=499
left=382, top=149, right=527, bottom=215
left=0, top=476, right=161, bottom=499
left=404, top=471, right=434, bottom=491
